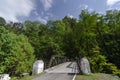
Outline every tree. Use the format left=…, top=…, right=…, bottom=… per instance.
left=62, top=17, right=79, bottom=58
left=23, top=20, right=66, bottom=61
left=0, top=17, right=6, bottom=26
left=96, top=10, right=120, bottom=68
left=0, top=26, right=35, bottom=75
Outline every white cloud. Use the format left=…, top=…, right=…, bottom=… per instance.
left=0, top=0, right=35, bottom=22
left=46, top=13, right=53, bottom=17
left=79, top=4, right=94, bottom=12
left=107, top=0, right=120, bottom=6
left=88, top=8, right=94, bottom=12
left=79, top=4, right=88, bottom=9
left=40, top=0, right=54, bottom=11
left=67, top=14, right=74, bottom=18
left=37, top=16, right=47, bottom=24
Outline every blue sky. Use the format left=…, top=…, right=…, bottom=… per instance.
left=0, top=0, right=120, bottom=23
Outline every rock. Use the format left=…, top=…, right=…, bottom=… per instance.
left=80, top=58, right=91, bottom=75
left=32, top=60, right=44, bottom=75
left=0, top=74, right=10, bottom=80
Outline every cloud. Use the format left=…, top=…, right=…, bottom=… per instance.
left=79, top=4, right=88, bottom=9
left=40, top=0, right=54, bottom=11
left=88, top=8, right=94, bottom=12
left=46, top=13, right=53, bottom=17
left=67, top=14, right=74, bottom=18
left=37, top=12, right=53, bottom=24
left=0, top=0, right=35, bottom=22
left=79, top=4, right=94, bottom=12
left=37, top=16, right=47, bottom=24
left=107, top=0, right=120, bottom=6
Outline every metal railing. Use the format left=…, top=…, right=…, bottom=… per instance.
left=76, top=57, right=82, bottom=74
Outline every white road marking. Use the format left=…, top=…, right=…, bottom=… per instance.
left=72, top=73, right=77, bottom=80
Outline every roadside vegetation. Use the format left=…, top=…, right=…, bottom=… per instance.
left=11, top=72, right=45, bottom=80
left=0, top=9, right=120, bottom=78
left=75, top=73, right=120, bottom=80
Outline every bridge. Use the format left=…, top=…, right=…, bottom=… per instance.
left=32, top=55, right=80, bottom=80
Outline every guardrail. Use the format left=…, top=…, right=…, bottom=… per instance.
left=44, top=55, right=69, bottom=70
left=48, top=55, right=68, bottom=68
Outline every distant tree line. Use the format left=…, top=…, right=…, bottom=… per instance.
left=0, top=9, right=120, bottom=76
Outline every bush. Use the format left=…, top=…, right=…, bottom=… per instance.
left=102, top=63, right=120, bottom=77
left=89, top=55, right=107, bottom=72
left=89, top=54, right=120, bottom=77
left=0, top=26, right=35, bottom=76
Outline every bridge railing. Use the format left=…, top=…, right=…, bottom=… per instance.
left=47, top=55, right=68, bottom=68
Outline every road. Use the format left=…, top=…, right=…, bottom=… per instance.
left=32, top=62, right=79, bottom=80
left=32, top=73, right=75, bottom=80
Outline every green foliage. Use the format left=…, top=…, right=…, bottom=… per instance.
left=0, top=17, right=6, bottom=26
left=23, top=20, right=65, bottom=61
left=0, top=26, right=35, bottom=75
left=96, top=10, right=120, bottom=68
left=2, top=9, right=120, bottom=77
left=102, top=63, right=120, bottom=76
left=89, top=55, right=107, bottom=72
left=89, top=53, right=120, bottom=76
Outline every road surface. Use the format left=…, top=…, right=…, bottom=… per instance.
left=32, top=62, right=79, bottom=80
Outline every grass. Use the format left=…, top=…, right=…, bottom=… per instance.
left=11, top=72, right=45, bottom=80
left=75, top=73, right=120, bottom=80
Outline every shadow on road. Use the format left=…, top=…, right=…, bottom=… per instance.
left=66, top=62, right=74, bottom=68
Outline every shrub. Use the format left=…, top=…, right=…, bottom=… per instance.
left=89, top=54, right=120, bottom=77
left=89, top=55, right=107, bottom=72
left=0, top=26, right=35, bottom=76
left=102, top=63, right=120, bottom=77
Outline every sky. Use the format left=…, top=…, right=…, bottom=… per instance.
left=0, top=0, right=120, bottom=23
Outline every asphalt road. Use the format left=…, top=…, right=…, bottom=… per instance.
left=32, top=73, right=75, bottom=80
left=32, top=62, right=79, bottom=80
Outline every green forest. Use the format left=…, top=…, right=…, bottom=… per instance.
left=0, top=10, right=120, bottom=77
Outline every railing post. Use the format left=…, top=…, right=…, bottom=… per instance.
left=76, top=56, right=82, bottom=74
